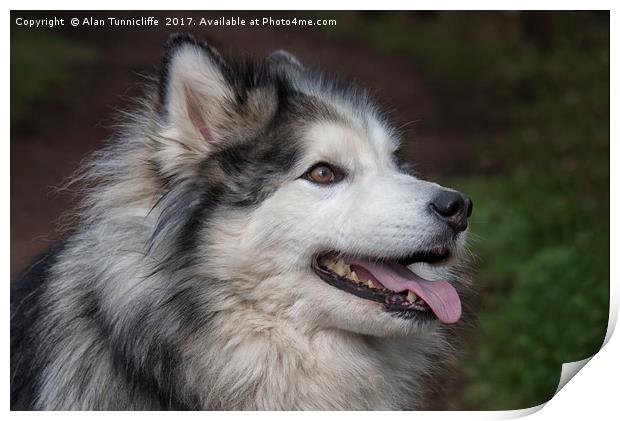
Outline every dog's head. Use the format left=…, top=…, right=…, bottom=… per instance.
left=150, top=34, right=473, bottom=336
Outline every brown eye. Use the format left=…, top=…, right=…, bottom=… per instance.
left=304, top=162, right=343, bottom=185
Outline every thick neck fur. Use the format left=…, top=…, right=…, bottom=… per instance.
left=183, top=315, right=442, bottom=410
left=35, top=113, right=451, bottom=410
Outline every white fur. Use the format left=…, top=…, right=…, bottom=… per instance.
left=15, top=41, right=471, bottom=410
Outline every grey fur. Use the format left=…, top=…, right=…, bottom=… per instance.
left=11, top=34, right=473, bottom=410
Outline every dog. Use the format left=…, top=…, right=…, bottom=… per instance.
left=11, top=33, right=474, bottom=410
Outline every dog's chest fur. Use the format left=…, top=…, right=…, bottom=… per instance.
left=180, top=313, right=442, bottom=410
left=24, top=238, right=445, bottom=410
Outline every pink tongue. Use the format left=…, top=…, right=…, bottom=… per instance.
left=347, top=258, right=461, bottom=324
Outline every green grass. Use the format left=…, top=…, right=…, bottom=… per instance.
left=320, top=11, right=609, bottom=410
left=11, top=30, right=98, bottom=125
left=453, top=173, right=608, bottom=409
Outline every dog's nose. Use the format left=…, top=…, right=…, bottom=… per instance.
left=429, top=190, right=473, bottom=233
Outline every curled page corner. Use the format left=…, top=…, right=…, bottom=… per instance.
left=555, top=356, right=593, bottom=395
left=499, top=356, right=596, bottom=419
left=498, top=402, right=546, bottom=419
left=550, top=298, right=616, bottom=401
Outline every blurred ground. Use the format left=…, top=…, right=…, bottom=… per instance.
left=10, top=11, right=609, bottom=411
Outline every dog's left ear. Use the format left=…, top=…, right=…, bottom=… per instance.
left=158, top=34, right=234, bottom=162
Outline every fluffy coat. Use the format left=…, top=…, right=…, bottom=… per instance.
left=11, top=34, right=473, bottom=410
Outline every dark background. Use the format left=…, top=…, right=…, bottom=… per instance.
left=10, top=11, right=609, bottom=410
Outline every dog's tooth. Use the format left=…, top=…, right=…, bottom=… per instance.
left=407, top=291, right=417, bottom=303
left=333, top=259, right=347, bottom=277
left=365, top=280, right=375, bottom=289
left=350, top=271, right=359, bottom=283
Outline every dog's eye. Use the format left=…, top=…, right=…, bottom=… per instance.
left=304, top=162, right=343, bottom=185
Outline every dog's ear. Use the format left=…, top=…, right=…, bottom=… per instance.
left=158, top=34, right=233, bottom=154
left=267, top=50, right=304, bottom=76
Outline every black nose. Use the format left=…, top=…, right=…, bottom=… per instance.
left=429, top=190, right=473, bottom=233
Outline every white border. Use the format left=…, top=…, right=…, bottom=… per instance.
left=5, top=2, right=617, bottom=419
left=3, top=1, right=618, bottom=11
left=7, top=0, right=617, bottom=10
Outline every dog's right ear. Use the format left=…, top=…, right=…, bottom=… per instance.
left=158, top=34, right=234, bottom=163
left=267, top=49, right=304, bottom=76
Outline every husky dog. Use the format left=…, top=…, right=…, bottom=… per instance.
left=11, top=34, right=474, bottom=410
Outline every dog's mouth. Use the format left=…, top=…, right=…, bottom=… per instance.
left=311, top=248, right=461, bottom=324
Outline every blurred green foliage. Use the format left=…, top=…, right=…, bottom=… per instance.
left=323, top=11, right=609, bottom=410
left=11, top=30, right=97, bottom=125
